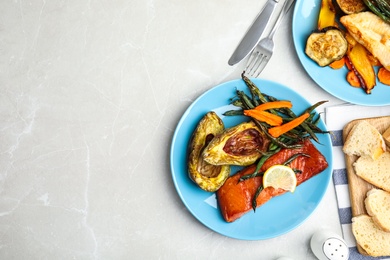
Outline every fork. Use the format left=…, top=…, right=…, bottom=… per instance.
left=244, top=0, right=293, bottom=78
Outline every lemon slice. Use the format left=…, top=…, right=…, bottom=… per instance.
left=263, top=165, right=297, bottom=192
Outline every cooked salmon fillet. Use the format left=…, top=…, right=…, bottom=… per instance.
left=340, top=12, right=390, bottom=71
left=216, top=139, right=328, bottom=222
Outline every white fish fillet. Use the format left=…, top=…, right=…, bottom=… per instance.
left=340, top=12, right=390, bottom=71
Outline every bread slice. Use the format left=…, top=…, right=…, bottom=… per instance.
left=352, top=215, right=390, bottom=257
left=365, top=188, right=390, bottom=232
left=354, top=152, right=390, bottom=192
left=343, top=121, right=386, bottom=160
left=383, top=126, right=390, bottom=148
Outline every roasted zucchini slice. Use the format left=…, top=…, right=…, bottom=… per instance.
left=188, top=112, right=230, bottom=192
left=305, top=27, right=348, bottom=67
left=202, top=121, right=270, bottom=166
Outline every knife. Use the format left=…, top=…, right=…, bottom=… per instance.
left=228, top=0, right=279, bottom=66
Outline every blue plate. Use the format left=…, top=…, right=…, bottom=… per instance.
left=170, top=79, right=333, bottom=240
left=292, top=0, right=390, bottom=106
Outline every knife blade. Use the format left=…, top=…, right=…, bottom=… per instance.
left=228, top=0, right=279, bottom=66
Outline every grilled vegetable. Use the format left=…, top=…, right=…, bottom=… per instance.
left=347, top=70, right=361, bottom=87
left=378, top=67, right=390, bottom=85
left=363, top=0, right=390, bottom=23
left=202, top=121, right=270, bottom=166
left=318, top=0, right=337, bottom=29
left=346, top=43, right=376, bottom=93
left=268, top=113, right=310, bottom=138
left=188, top=112, right=230, bottom=192
left=243, top=109, right=283, bottom=126
left=329, top=56, right=346, bottom=69
left=305, top=27, right=348, bottom=67
left=334, top=0, right=366, bottom=14
left=253, top=101, right=292, bottom=111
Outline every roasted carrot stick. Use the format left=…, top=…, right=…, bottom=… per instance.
left=329, top=57, right=345, bottom=69
left=268, top=113, right=310, bottom=138
left=253, top=101, right=292, bottom=111
left=346, top=71, right=361, bottom=87
left=378, top=67, right=390, bottom=86
left=243, top=110, right=283, bottom=126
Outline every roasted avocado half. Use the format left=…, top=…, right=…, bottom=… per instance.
left=188, top=111, right=230, bottom=192
left=202, top=121, right=270, bottom=166
left=305, top=27, right=348, bottom=67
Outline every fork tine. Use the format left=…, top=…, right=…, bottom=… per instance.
left=251, top=54, right=267, bottom=77
left=253, top=55, right=269, bottom=77
left=245, top=51, right=260, bottom=76
left=244, top=41, right=270, bottom=77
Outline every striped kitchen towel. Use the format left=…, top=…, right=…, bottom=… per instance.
left=325, top=104, right=390, bottom=260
